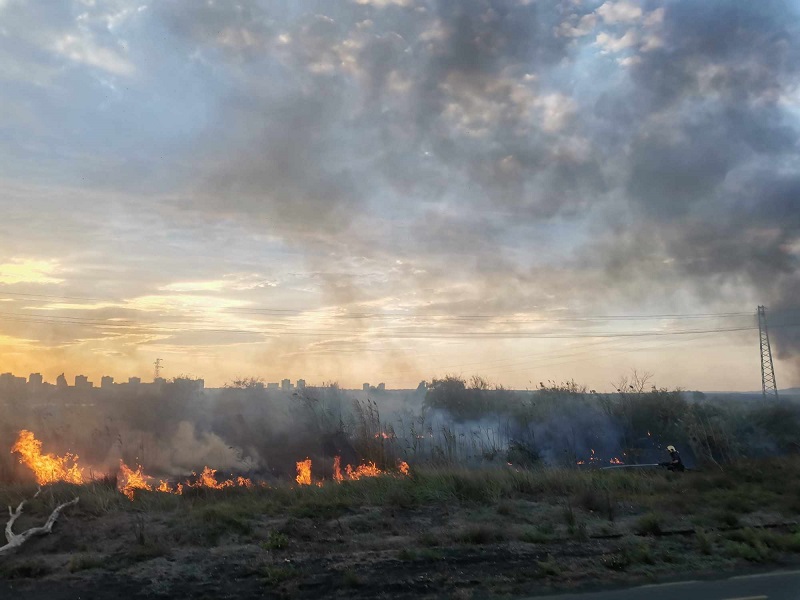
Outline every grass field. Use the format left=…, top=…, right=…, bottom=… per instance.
left=2, top=457, right=800, bottom=598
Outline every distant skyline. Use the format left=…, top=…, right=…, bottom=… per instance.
left=1, top=1, right=799, bottom=391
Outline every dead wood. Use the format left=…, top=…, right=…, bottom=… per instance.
left=0, top=488, right=79, bottom=556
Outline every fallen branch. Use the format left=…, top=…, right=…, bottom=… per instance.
left=0, top=488, right=79, bottom=556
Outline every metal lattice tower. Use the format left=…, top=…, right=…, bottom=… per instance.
left=153, top=358, right=163, bottom=381
left=757, top=306, right=778, bottom=400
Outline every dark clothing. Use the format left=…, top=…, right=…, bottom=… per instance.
left=661, top=450, right=685, bottom=472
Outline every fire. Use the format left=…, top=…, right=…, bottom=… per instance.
left=11, top=429, right=84, bottom=485
left=157, top=480, right=173, bottom=493
left=374, top=432, right=392, bottom=439
left=296, top=458, right=312, bottom=485
left=194, top=466, right=230, bottom=490
left=398, top=460, right=410, bottom=476
left=333, top=455, right=344, bottom=483
left=609, top=457, right=624, bottom=465
left=345, top=461, right=383, bottom=480
left=118, top=461, right=152, bottom=500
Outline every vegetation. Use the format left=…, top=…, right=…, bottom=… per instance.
left=1, top=456, right=800, bottom=597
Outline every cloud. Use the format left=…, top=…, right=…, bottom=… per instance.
left=596, top=1, right=643, bottom=25
left=0, top=258, right=64, bottom=285
left=2, top=1, right=800, bottom=388
left=53, top=33, right=135, bottom=76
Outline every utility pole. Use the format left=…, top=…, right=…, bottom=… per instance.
left=153, top=358, right=163, bottom=381
left=757, top=306, right=778, bottom=400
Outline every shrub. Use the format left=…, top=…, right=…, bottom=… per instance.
left=537, top=555, right=562, bottom=577
left=263, top=531, right=289, bottom=550
left=695, top=528, right=713, bottom=555
left=635, top=512, right=663, bottom=536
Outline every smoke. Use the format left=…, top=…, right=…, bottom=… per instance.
left=1, top=0, right=799, bottom=385
left=152, top=0, right=800, bottom=366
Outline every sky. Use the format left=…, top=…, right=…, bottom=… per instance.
left=0, top=0, right=799, bottom=391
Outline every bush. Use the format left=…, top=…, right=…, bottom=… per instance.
left=263, top=531, right=289, bottom=550
left=695, top=528, right=713, bottom=555
left=635, top=512, right=663, bottom=536
left=537, top=555, right=562, bottom=577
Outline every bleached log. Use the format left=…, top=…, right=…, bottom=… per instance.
left=0, top=488, right=79, bottom=556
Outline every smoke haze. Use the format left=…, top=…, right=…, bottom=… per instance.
left=0, top=0, right=798, bottom=389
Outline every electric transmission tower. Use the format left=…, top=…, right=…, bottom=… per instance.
left=757, top=306, right=778, bottom=400
left=154, top=358, right=163, bottom=381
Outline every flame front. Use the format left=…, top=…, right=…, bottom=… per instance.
left=118, top=461, right=152, bottom=500
left=296, top=458, right=312, bottom=485
left=333, top=456, right=344, bottom=483
left=11, top=429, right=84, bottom=485
left=187, top=466, right=253, bottom=490
left=345, top=461, right=383, bottom=480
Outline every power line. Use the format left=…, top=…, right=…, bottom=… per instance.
left=0, top=308, right=785, bottom=339
left=0, top=288, right=758, bottom=322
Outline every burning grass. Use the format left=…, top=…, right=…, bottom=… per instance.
left=4, top=448, right=800, bottom=598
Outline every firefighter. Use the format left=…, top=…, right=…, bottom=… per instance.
left=660, top=445, right=685, bottom=472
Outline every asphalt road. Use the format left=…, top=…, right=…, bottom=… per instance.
left=529, top=569, right=800, bottom=600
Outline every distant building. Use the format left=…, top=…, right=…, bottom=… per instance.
left=296, top=379, right=306, bottom=389
left=28, top=373, right=43, bottom=387
left=75, top=375, right=93, bottom=389
left=0, top=372, right=26, bottom=390
left=281, top=379, right=292, bottom=392
left=363, top=383, right=370, bottom=392
left=377, top=383, right=385, bottom=392
left=267, top=382, right=279, bottom=390
left=101, top=375, right=114, bottom=389
left=56, top=373, right=68, bottom=389
left=173, top=377, right=204, bottom=392
left=128, top=376, right=141, bottom=385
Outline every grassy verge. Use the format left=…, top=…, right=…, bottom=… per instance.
left=2, top=457, right=800, bottom=598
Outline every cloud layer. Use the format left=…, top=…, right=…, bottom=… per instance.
left=0, top=0, right=798, bottom=389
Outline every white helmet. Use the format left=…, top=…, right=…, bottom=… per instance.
left=666, top=445, right=676, bottom=452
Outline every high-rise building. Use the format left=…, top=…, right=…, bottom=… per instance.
left=0, top=372, right=26, bottom=390
left=101, top=375, right=114, bottom=389
left=296, top=379, right=306, bottom=389
left=28, top=373, right=43, bottom=387
left=377, top=383, right=385, bottom=392
left=267, top=382, right=279, bottom=390
left=75, top=375, right=93, bottom=389
left=363, top=383, right=370, bottom=392
left=128, top=376, right=141, bottom=385
left=281, top=379, right=292, bottom=392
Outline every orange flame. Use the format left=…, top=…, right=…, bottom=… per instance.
left=398, top=460, right=410, bottom=476
left=296, top=458, right=312, bottom=485
left=118, top=461, right=152, bottom=500
left=11, top=430, right=84, bottom=485
left=609, top=457, right=624, bottom=465
left=333, top=456, right=344, bottom=483
left=185, top=467, right=253, bottom=490
left=345, top=461, right=382, bottom=480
